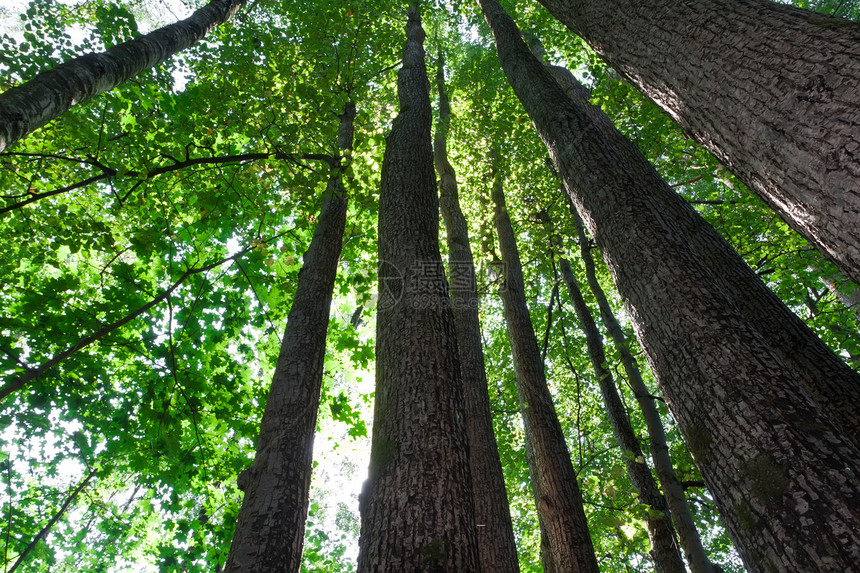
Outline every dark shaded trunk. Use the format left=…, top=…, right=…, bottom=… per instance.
left=546, top=45, right=860, bottom=453
left=0, top=0, right=244, bottom=152
left=356, top=7, right=480, bottom=571
left=492, top=166, right=599, bottom=573
left=536, top=0, right=860, bottom=284
left=541, top=53, right=716, bottom=570
left=571, top=212, right=716, bottom=573
left=650, top=182, right=860, bottom=451
left=477, top=0, right=860, bottom=570
left=223, top=102, right=354, bottom=572
left=434, top=54, right=520, bottom=573
left=559, top=257, right=684, bottom=573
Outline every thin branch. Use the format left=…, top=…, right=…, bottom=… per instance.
left=366, top=59, right=403, bottom=81
left=1, top=152, right=284, bottom=215
left=541, top=278, right=559, bottom=362
left=4, top=459, right=12, bottom=569
left=0, top=245, right=258, bottom=400
left=0, top=346, right=32, bottom=373
left=687, top=199, right=739, bottom=206
left=8, top=467, right=98, bottom=573
left=831, top=0, right=846, bottom=16
left=670, top=174, right=704, bottom=188
left=236, top=260, right=278, bottom=333
left=0, top=173, right=113, bottom=215
left=0, top=151, right=103, bottom=166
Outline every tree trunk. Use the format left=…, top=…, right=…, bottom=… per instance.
left=535, top=0, right=860, bottom=284
left=546, top=50, right=860, bottom=452
left=356, top=7, right=480, bottom=571
left=0, top=0, right=245, bottom=152
left=492, top=165, right=600, bottom=573
left=559, top=257, right=685, bottom=573
left=572, top=212, right=716, bottom=573
left=477, top=0, right=860, bottom=570
left=434, top=53, right=520, bottom=573
left=223, top=102, right=354, bottom=572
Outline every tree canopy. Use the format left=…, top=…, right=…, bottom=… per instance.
left=1, top=0, right=858, bottom=571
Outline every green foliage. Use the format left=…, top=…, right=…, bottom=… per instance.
left=1, top=0, right=856, bottom=571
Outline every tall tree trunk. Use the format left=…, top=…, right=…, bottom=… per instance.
left=572, top=212, right=716, bottom=573
left=535, top=0, right=860, bottom=284
left=558, top=257, right=685, bottom=573
left=0, top=0, right=245, bottom=152
left=223, top=101, right=354, bottom=573
left=356, top=7, right=480, bottom=571
left=434, top=53, right=520, bottom=573
left=477, top=0, right=860, bottom=570
left=492, top=165, right=600, bottom=573
left=546, top=50, right=860, bottom=451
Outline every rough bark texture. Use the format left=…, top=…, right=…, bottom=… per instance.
left=572, top=213, right=715, bottom=573
left=548, top=51, right=860, bottom=451
left=0, top=0, right=245, bottom=152
left=492, top=172, right=599, bottom=573
left=478, top=0, right=860, bottom=570
left=223, top=102, right=354, bottom=573
left=649, top=183, right=860, bottom=450
left=559, top=257, right=685, bottom=573
left=356, top=7, right=480, bottom=572
left=434, top=54, right=520, bottom=573
left=536, top=0, right=860, bottom=284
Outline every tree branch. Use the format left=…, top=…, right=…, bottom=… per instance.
left=0, top=244, right=263, bottom=400
left=0, top=152, right=283, bottom=215
left=8, top=466, right=98, bottom=573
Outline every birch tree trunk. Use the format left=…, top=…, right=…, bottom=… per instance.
left=492, top=167, right=600, bottom=573
left=477, top=0, right=860, bottom=569
left=434, top=54, right=520, bottom=573
left=0, top=0, right=245, bottom=152
left=559, top=257, right=685, bottom=573
left=356, top=7, right=480, bottom=571
left=223, top=101, right=354, bottom=573
left=535, top=0, right=860, bottom=284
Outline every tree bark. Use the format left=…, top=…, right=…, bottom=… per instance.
left=540, top=52, right=718, bottom=570
left=0, top=0, right=245, bottom=152
left=223, top=101, right=354, bottom=572
left=546, top=50, right=860, bottom=452
left=571, top=212, right=716, bottom=573
left=492, top=166, right=599, bottom=573
left=477, top=0, right=860, bottom=570
left=559, top=257, right=685, bottom=573
left=356, top=7, right=480, bottom=571
left=434, top=53, right=520, bottom=573
left=535, top=0, right=860, bottom=284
